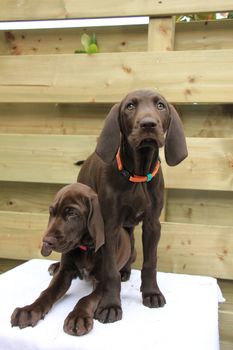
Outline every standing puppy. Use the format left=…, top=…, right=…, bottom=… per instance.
left=11, top=183, right=131, bottom=336
left=78, top=89, right=188, bottom=324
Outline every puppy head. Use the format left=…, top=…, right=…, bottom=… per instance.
left=41, top=183, right=104, bottom=257
left=119, top=90, right=168, bottom=151
left=96, top=89, right=188, bottom=166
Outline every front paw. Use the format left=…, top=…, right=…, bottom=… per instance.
left=142, top=292, right=166, bottom=308
left=48, top=262, right=60, bottom=276
left=94, top=303, right=122, bottom=323
left=11, top=305, right=46, bottom=329
left=64, top=311, right=93, bottom=336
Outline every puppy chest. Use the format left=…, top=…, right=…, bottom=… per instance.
left=121, top=196, right=150, bottom=226
left=74, top=253, right=95, bottom=279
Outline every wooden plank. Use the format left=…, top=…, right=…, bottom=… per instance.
left=175, top=20, right=233, bottom=51
left=158, top=223, right=233, bottom=279
left=1, top=182, right=232, bottom=226
left=0, top=26, right=147, bottom=55
left=219, top=279, right=233, bottom=347
left=0, top=211, right=59, bottom=261
left=0, top=103, right=109, bottom=135
left=0, top=134, right=94, bottom=184
left=0, top=50, right=233, bottom=103
left=0, top=182, right=62, bottom=213
left=0, top=0, right=232, bottom=21
left=178, top=104, right=233, bottom=138
left=163, top=137, right=233, bottom=191
left=167, top=189, right=233, bottom=226
left=1, top=21, right=233, bottom=56
left=0, top=259, right=25, bottom=274
left=219, top=308, right=233, bottom=347
left=1, top=211, right=232, bottom=279
left=219, top=280, right=233, bottom=309
left=221, top=340, right=233, bottom=350
left=0, top=135, right=232, bottom=190
left=148, top=17, right=175, bottom=51
left=0, top=103, right=232, bottom=137
left=133, top=222, right=233, bottom=279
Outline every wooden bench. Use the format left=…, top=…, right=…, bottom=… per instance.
left=0, top=1, right=232, bottom=347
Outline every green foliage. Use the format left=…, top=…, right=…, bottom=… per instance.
left=75, top=33, right=99, bottom=54
left=176, top=12, right=231, bottom=22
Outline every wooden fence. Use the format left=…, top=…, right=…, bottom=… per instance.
left=0, top=0, right=232, bottom=347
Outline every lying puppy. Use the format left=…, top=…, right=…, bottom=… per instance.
left=11, top=183, right=131, bottom=336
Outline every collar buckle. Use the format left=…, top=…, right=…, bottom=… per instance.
left=120, top=169, right=131, bottom=180
left=147, top=173, right=153, bottom=182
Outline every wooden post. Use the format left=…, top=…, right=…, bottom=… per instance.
left=148, top=17, right=175, bottom=51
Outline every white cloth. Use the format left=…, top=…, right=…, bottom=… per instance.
left=0, top=259, right=224, bottom=350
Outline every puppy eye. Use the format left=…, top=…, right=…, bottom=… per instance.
left=64, top=207, right=78, bottom=219
left=157, top=101, right=165, bottom=110
left=126, top=102, right=136, bottom=111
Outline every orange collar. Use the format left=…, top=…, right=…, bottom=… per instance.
left=116, top=149, right=160, bottom=183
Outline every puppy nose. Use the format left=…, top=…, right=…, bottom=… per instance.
left=41, top=236, right=57, bottom=257
left=140, top=117, right=157, bottom=129
left=43, top=236, right=57, bottom=248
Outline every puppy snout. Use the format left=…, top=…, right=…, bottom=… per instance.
left=41, top=236, right=57, bottom=257
left=43, top=236, right=57, bottom=248
left=140, top=117, right=157, bottom=129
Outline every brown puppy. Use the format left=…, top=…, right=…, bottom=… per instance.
left=11, top=183, right=131, bottom=336
left=77, top=90, right=188, bottom=324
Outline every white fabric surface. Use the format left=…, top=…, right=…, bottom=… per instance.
left=0, top=259, right=224, bottom=350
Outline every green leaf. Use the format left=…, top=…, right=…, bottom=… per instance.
left=228, top=12, right=233, bottom=19
left=87, top=43, right=98, bottom=54
left=74, top=49, right=86, bottom=54
left=90, top=33, right=97, bottom=45
left=75, top=33, right=99, bottom=54
left=81, top=33, right=91, bottom=51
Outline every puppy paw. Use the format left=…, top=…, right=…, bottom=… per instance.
left=11, top=305, right=46, bottom=329
left=120, top=267, right=131, bottom=282
left=94, top=305, right=122, bottom=323
left=142, top=292, right=166, bottom=308
left=64, top=312, right=93, bottom=336
left=48, top=262, right=60, bottom=276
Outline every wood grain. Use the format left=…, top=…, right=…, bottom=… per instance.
left=0, top=135, right=232, bottom=190
left=0, top=103, right=232, bottom=137
left=167, top=189, right=233, bottom=226
left=0, top=103, right=108, bottom=135
left=0, top=211, right=59, bottom=261
left=133, top=222, right=233, bottom=279
left=0, top=0, right=232, bottom=20
left=0, top=50, right=233, bottom=103
left=148, top=17, right=175, bottom=51
left=1, top=211, right=232, bottom=279
left=1, top=21, right=233, bottom=56
left=0, top=182, right=62, bottom=213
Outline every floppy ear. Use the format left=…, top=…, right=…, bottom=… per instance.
left=165, top=104, right=188, bottom=166
left=87, top=195, right=105, bottom=252
left=95, top=103, right=121, bottom=163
